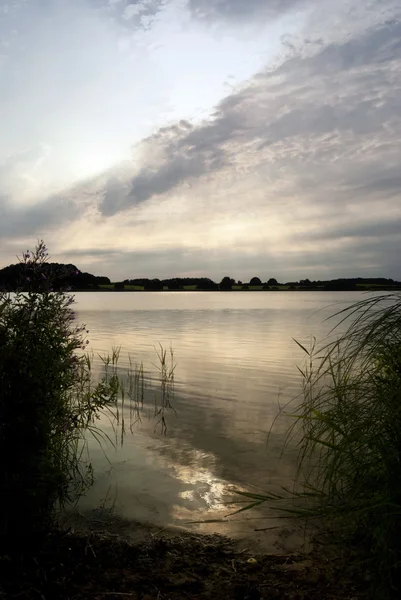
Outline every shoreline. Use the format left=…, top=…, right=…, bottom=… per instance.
left=69, top=287, right=401, bottom=292
left=1, top=511, right=368, bottom=599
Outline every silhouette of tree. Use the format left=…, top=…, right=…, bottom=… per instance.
left=144, top=279, right=163, bottom=291
left=219, top=276, right=234, bottom=290
left=267, top=278, right=278, bottom=285
left=167, top=279, right=183, bottom=290
left=250, top=277, right=262, bottom=286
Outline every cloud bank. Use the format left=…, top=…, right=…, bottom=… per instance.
left=1, top=0, right=400, bottom=281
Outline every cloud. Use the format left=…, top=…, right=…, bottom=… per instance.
left=107, top=0, right=168, bottom=31
left=130, top=157, right=205, bottom=200
left=187, top=0, right=308, bottom=23
left=0, top=193, right=81, bottom=239
left=101, top=177, right=132, bottom=216
left=86, top=16, right=401, bottom=278
left=99, top=19, right=401, bottom=214
left=298, top=217, right=401, bottom=242
left=99, top=120, right=228, bottom=215
left=60, top=237, right=399, bottom=281
left=62, top=245, right=218, bottom=278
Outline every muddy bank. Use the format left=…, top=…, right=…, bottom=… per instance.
left=0, top=513, right=367, bottom=600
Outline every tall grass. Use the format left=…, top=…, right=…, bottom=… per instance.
left=235, top=293, right=401, bottom=598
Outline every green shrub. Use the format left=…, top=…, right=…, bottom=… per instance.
left=0, top=243, right=129, bottom=541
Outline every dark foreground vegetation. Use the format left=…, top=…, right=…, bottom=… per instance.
left=0, top=258, right=399, bottom=292
left=0, top=524, right=367, bottom=600
left=236, top=293, right=401, bottom=599
left=0, top=242, right=400, bottom=599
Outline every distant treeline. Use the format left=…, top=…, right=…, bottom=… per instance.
left=122, top=277, right=219, bottom=290
left=120, top=275, right=401, bottom=291
left=287, top=278, right=398, bottom=285
left=0, top=262, right=400, bottom=292
left=282, top=277, right=401, bottom=291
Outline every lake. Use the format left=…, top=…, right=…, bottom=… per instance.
left=73, top=291, right=371, bottom=551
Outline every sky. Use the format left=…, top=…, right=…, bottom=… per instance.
left=0, top=0, right=400, bottom=281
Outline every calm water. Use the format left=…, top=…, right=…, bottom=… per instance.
left=73, top=291, right=371, bottom=550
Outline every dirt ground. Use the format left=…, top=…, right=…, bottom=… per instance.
left=0, top=514, right=367, bottom=600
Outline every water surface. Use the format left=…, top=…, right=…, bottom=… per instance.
left=74, top=291, right=370, bottom=550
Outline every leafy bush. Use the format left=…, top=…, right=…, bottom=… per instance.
left=0, top=243, right=128, bottom=541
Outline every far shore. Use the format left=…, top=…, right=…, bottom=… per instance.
left=72, top=285, right=401, bottom=292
